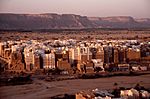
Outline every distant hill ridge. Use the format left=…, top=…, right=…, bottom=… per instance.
left=0, top=13, right=150, bottom=30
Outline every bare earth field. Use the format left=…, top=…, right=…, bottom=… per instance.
left=0, top=74, right=150, bottom=99
left=0, top=30, right=150, bottom=41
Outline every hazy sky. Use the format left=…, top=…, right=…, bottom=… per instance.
left=0, top=0, right=150, bottom=18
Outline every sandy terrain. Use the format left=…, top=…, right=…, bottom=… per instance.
left=0, top=74, right=150, bottom=99
left=0, top=30, right=150, bottom=41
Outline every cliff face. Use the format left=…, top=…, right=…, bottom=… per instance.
left=0, top=13, right=150, bottom=30
left=88, top=16, right=150, bottom=28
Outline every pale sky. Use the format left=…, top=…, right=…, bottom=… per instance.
left=0, top=0, right=150, bottom=18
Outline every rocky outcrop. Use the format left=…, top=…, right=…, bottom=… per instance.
left=0, top=13, right=150, bottom=30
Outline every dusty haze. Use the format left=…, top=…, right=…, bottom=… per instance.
left=0, top=0, right=150, bottom=18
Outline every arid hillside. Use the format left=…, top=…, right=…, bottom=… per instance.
left=0, top=13, right=150, bottom=30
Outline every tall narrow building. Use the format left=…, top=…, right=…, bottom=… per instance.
left=43, top=52, right=55, bottom=69
left=104, top=46, right=114, bottom=64
left=114, top=48, right=119, bottom=64
left=24, top=47, right=34, bottom=71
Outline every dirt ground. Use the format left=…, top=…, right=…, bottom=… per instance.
left=0, top=30, right=150, bottom=41
left=0, top=74, right=150, bottom=99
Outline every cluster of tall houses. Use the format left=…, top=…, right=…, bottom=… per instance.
left=76, top=87, right=150, bottom=99
left=0, top=39, right=150, bottom=73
